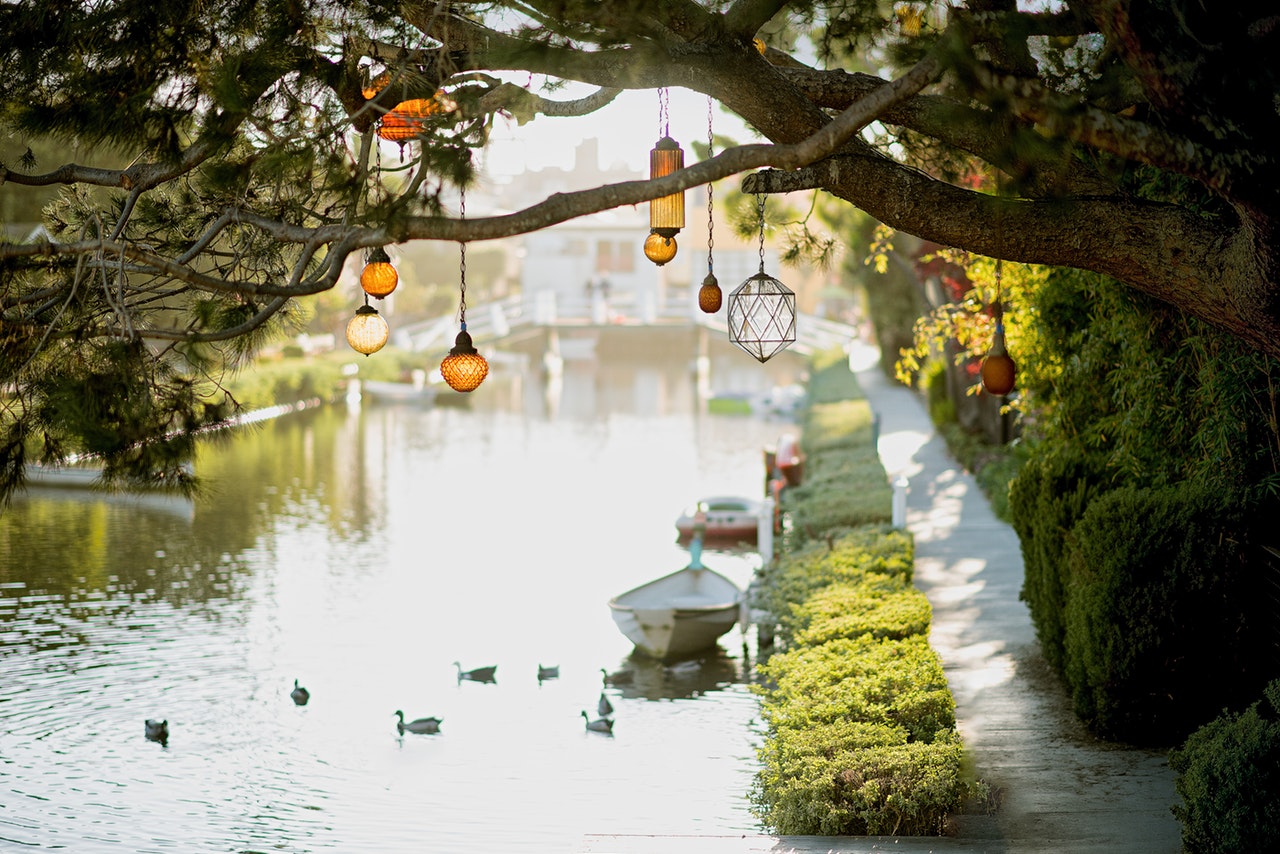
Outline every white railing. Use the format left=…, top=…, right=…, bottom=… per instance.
left=393, top=291, right=855, bottom=356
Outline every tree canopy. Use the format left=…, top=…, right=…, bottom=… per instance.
left=2, top=0, right=1278, bottom=500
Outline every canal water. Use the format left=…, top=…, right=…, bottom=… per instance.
left=0, top=351, right=806, bottom=852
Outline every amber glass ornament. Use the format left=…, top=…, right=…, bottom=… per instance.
left=440, top=325, right=489, bottom=392
left=980, top=322, right=1016, bottom=395
left=360, top=247, right=399, bottom=298
left=644, top=231, right=677, bottom=266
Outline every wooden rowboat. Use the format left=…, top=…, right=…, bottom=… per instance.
left=608, top=564, right=744, bottom=660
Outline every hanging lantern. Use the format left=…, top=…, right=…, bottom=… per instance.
left=980, top=320, right=1017, bottom=395
left=698, top=272, right=722, bottom=313
left=440, top=323, right=490, bottom=392
left=346, top=304, right=389, bottom=356
left=647, top=135, right=685, bottom=265
left=360, top=246, right=399, bottom=299
left=362, top=68, right=392, bottom=101
left=644, top=230, right=678, bottom=266
left=728, top=272, right=797, bottom=363
left=440, top=187, right=488, bottom=393
left=377, top=93, right=456, bottom=141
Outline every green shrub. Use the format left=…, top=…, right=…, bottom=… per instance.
left=754, top=724, right=970, bottom=836
left=806, top=348, right=865, bottom=404
left=759, top=635, right=955, bottom=741
left=1170, top=680, right=1280, bottom=854
left=1063, top=481, right=1261, bottom=743
left=793, top=578, right=932, bottom=646
left=1007, top=444, right=1112, bottom=672
left=802, top=400, right=877, bottom=454
left=753, top=526, right=913, bottom=643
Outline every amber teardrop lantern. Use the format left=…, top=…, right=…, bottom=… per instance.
left=698, top=272, right=723, bottom=313
left=360, top=246, right=399, bottom=299
left=440, top=324, right=489, bottom=392
left=980, top=319, right=1017, bottom=396
left=346, top=304, right=389, bottom=356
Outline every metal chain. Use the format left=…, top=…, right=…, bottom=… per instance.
left=658, top=87, right=670, bottom=137
left=756, top=192, right=766, bottom=274
left=458, top=187, right=467, bottom=325
left=706, top=96, right=714, bottom=275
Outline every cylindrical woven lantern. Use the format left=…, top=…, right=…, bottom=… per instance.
left=440, top=325, right=489, bottom=392
left=346, top=304, right=389, bottom=356
left=649, top=136, right=685, bottom=239
left=980, top=321, right=1017, bottom=395
left=644, top=231, right=677, bottom=266
left=727, top=272, right=797, bottom=363
left=360, top=246, right=399, bottom=299
left=698, top=272, right=722, bottom=314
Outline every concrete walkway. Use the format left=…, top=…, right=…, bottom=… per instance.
left=582, top=342, right=1184, bottom=854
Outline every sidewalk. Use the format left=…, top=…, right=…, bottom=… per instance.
left=582, top=342, right=1184, bottom=854
left=848, top=340, right=1183, bottom=853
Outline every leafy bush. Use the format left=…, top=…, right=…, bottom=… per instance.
left=1007, top=444, right=1112, bottom=672
left=806, top=347, right=865, bottom=404
left=1170, top=680, right=1280, bottom=854
left=759, top=635, right=956, bottom=741
left=793, top=578, right=932, bottom=646
left=1063, top=481, right=1262, bottom=743
left=753, top=526, right=913, bottom=644
left=802, top=400, right=877, bottom=454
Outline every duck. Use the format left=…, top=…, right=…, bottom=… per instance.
left=581, top=710, right=614, bottom=734
left=144, top=718, right=169, bottom=745
left=290, top=679, right=310, bottom=706
left=601, top=667, right=634, bottom=686
left=453, top=661, right=497, bottom=683
left=394, top=710, right=443, bottom=735
left=597, top=692, right=614, bottom=718
left=537, top=664, right=560, bottom=683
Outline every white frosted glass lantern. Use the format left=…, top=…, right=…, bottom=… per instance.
left=727, top=272, right=796, bottom=363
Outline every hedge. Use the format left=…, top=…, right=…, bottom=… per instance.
left=749, top=347, right=978, bottom=836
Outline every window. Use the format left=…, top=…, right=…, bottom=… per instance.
left=596, top=239, right=635, bottom=273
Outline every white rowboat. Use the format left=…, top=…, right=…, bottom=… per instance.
left=608, top=565, right=744, bottom=660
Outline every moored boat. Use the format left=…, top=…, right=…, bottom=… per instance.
left=608, top=564, right=744, bottom=660
left=674, top=496, right=761, bottom=543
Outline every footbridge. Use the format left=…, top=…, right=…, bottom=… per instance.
left=391, top=291, right=856, bottom=358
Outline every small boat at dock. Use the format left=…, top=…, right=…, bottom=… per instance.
left=608, top=562, right=744, bottom=660
left=675, top=496, right=762, bottom=543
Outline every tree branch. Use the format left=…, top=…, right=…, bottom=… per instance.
left=723, top=0, right=789, bottom=38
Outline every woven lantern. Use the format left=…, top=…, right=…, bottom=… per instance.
left=698, top=272, right=723, bottom=313
left=440, top=324, right=489, bottom=392
left=346, top=304, right=389, bottom=356
left=727, top=272, right=796, bottom=363
left=360, top=246, right=399, bottom=299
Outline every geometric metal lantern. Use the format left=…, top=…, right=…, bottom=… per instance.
left=727, top=272, right=796, bottom=363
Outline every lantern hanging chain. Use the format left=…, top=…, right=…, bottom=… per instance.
left=756, top=192, right=767, bottom=275
left=458, top=187, right=467, bottom=327
left=658, top=87, right=670, bottom=138
left=706, top=96, right=715, bottom=274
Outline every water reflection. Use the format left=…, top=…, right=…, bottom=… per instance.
left=0, top=345, right=805, bottom=852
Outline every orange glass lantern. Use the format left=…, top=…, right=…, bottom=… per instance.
left=346, top=304, right=389, bottom=356
left=360, top=246, right=399, bottom=299
left=440, top=324, right=489, bottom=392
left=644, top=231, right=677, bottom=266
left=980, top=319, right=1017, bottom=395
left=377, top=94, right=455, bottom=142
left=647, top=135, right=685, bottom=264
left=362, top=68, right=392, bottom=101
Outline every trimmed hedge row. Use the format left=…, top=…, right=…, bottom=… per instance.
left=750, top=348, right=977, bottom=836
left=1010, top=447, right=1271, bottom=744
